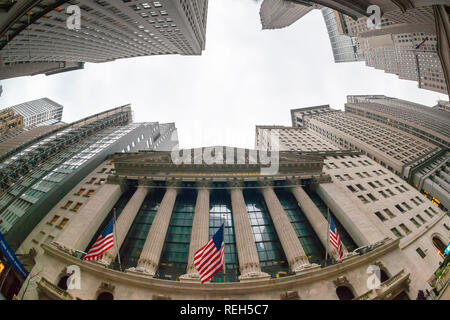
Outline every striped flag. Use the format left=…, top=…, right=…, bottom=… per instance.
left=329, top=216, right=344, bottom=262
left=415, top=37, right=429, bottom=50
left=83, top=218, right=114, bottom=261
left=194, top=224, right=225, bottom=284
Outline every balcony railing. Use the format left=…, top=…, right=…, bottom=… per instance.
left=354, top=269, right=410, bottom=300
left=37, top=277, right=74, bottom=300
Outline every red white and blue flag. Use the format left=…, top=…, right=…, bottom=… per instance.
left=194, top=224, right=225, bottom=284
left=415, top=37, right=429, bottom=50
left=329, top=216, right=344, bottom=262
left=83, top=218, right=114, bottom=261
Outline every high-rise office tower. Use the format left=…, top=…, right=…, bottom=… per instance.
left=305, top=1, right=448, bottom=20
left=346, top=95, right=450, bottom=149
left=321, top=7, right=364, bottom=63
left=321, top=5, right=448, bottom=94
left=259, top=0, right=318, bottom=30
left=0, top=104, right=178, bottom=251
left=358, top=31, right=447, bottom=94
left=0, top=0, right=209, bottom=79
left=290, top=102, right=449, bottom=212
left=5, top=98, right=64, bottom=128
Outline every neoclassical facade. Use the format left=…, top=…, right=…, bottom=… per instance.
left=17, top=148, right=449, bottom=300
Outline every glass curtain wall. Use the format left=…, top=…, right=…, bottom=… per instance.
left=209, top=187, right=239, bottom=283
left=243, top=187, right=289, bottom=278
left=116, top=186, right=165, bottom=270
left=157, top=187, right=195, bottom=280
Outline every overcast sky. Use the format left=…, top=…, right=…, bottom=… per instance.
left=0, top=0, right=448, bottom=149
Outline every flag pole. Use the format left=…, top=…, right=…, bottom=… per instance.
left=113, top=208, right=122, bottom=272
left=325, top=207, right=330, bottom=266
left=221, top=214, right=226, bottom=278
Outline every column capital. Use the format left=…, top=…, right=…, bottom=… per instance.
left=137, top=177, right=155, bottom=188
left=285, top=177, right=303, bottom=187
left=256, top=177, right=275, bottom=188
left=165, top=178, right=182, bottom=189
left=195, top=179, right=213, bottom=189
left=227, top=178, right=245, bottom=189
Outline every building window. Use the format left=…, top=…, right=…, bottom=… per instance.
left=416, top=248, right=426, bottom=259
left=391, top=227, right=403, bottom=239
left=410, top=218, right=420, bottom=228
left=383, top=208, right=396, bottom=218
left=49, top=215, right=60, bottom=225
left=85, top=190, right=95, bottom=197
left=374, top=211, right=387, bottom=222
left=61, top=201, right=73, bottom=209
left=57, top=218, right=69, bottom=229
left=118, top=187, right=163, bottom=270
left=71, top=203, right=83, bottom=212
left=208, top=188, right=239, bottom=283
left=358, top=195, right=369, bottom=204
left=276, top=189, right=325, bottom=266
left=399, top=223, right=411, bottom=235
left=245, top=189, right=289, bottom=277
left=75, top=188, right=86, bottom=196
left=158, top=188, right=195, bottom=281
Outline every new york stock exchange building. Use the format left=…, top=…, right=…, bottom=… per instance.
left=16, top=147, right=450, bottom=300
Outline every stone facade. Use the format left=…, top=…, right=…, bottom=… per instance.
left=15, top=148, right=450, bottom=300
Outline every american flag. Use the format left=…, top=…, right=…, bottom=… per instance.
left=329, top=216, right=344, bottom=262
left=194, top=224, right=225, bottom=284
left=83, top=218, right=114, bottom=261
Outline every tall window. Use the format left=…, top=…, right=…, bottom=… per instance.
left=209, top=188, right=239, bottom=283
left=117, top=187, right=164, bottom=270
left=276, top=190, right=325, bottom=266
left=244, top=188, right=289, bottom=278
left=158, top=188, right=195, bottom=280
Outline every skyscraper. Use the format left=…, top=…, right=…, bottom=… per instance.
left=259, top=0, right=318, bottom=30
left=5, top=98, right=64, bottom=128
left=346, top=95, right=450, bottom=149
left=0, top=104, right=178, bottom=251
left=321, top=7, right=364, bottom=63
left=0, top=0, right=209, bottom=79
left=290, top=101, right=449, bottom=212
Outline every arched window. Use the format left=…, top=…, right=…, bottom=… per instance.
left=336, top=286, right=355, bottom=300
left=57, top=276, right=69, bottom=291
left=97, top=292, right=114, bottom=300
left=432, top=236, right=446, bottom=253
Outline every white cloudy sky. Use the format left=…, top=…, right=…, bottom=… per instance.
left=0, top=0, right=448, bottom=149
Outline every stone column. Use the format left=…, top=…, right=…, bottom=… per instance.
left=180, top=181, right=211, bottom=282
left=228, top=180, right=270, bottom=282
left=102, top=185, right=150, bottom=265
left=132, top=180, right=179, bottom=276
left=54, top=181, right=125, bottom=252
left=289, top=182, right=348, bottom=260
left=259, top=181, right=318, bottom=273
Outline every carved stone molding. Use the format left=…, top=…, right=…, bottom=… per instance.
left=195, top=179, right=213, bottom=189
left=280, top=291, right=300, bottom=300
left=227, top=178, right=245, bottom=189
left=98, top=282, right=115, bottom=294
left=333, top=276, right=350, bottom=288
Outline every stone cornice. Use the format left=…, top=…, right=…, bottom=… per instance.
left=42, top=239, right=400, bottom=296
left=112, top=149, right=325, bottom=179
